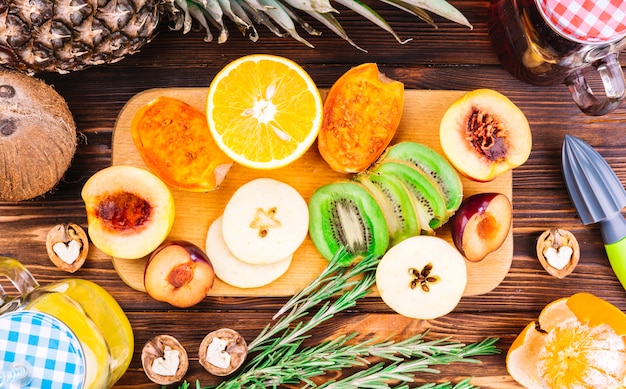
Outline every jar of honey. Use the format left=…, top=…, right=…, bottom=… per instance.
left=0, top=257, right=133, bottom=388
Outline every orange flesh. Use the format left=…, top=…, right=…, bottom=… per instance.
left=538, top=321, right=626, bottom=388
left=507, top=293, right=626, bottom=389
left=96, top=191, right=150, bottom=231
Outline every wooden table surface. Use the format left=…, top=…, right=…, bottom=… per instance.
left=3, top=0, right=626, bottom=387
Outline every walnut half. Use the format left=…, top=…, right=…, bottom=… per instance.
left=536, top=228, right=580, bottom=278
left=141, top=335, right=189, bottom=385
left=199, top=328, right=247, bottom=376
left=46, top=223, right=89, bottom=273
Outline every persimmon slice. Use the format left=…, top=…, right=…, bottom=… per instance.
left=318, top=63, right=404, bottom=173
left=130, top=96, right=233, bottom=192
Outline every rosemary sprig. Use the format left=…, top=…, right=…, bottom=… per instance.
left=247, top=249, right=378, bottom=354
left=180, top=250, right=499, bottom=389
left=317, top=337, right=499, bottom=388
left=215, top=333, right=498, bottom=388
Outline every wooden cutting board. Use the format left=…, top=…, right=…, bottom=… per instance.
left=111, top=88, right=513, bottom=297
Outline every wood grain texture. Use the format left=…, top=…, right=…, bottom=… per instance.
left=110, top=88, right=512, bottom=297
left=2, top=0, right=626, bottom=387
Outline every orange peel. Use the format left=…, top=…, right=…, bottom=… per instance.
left=507, top=292, right=626, bottom=388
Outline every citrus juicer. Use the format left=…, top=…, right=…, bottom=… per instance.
left=562, top=135, right=626, bottom=290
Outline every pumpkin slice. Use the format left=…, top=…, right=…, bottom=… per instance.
left=507, top=292, right=626, bottom=388
left=130, top=96, right=233, bottom=192
left=318, top=63, right=404, bottom=173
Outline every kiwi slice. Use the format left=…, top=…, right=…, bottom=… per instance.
left=356, top=172, right=420, bottom=247
left=308, top=181, right=389, bottom=265
left=382, top=142, right=463, bottom=214
left=373, top=161, right=448, bottom=233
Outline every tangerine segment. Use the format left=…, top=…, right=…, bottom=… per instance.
left=207, top=54, right=322, bottom=170
left=507, top=293, right=626, bottom=389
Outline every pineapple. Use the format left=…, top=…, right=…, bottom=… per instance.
left=0, top=0, right=160, bottom=73
left=0, top=0, right=470, bottom=74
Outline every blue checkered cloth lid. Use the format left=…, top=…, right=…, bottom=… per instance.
left=0, top=310, right=85, bottom=389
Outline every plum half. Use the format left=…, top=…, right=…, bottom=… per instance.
left=144, top=240, right=215, bottom=308
left=439, top=89, right=532, bottom=182
left=450, top=192, right=512, bottom=262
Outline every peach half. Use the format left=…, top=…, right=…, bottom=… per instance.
left=440, top=89, right=532, bottom=182
left=81, top=165, right=175, bottom=259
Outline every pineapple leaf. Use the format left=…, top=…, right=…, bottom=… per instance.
left=170, top=0, right=470, bottom=48
left=333, top=0, right=411, bottom=44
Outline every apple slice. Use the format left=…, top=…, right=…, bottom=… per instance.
left=206, top=216, right=293, bottom=288
left=376, top=235, right=467, bottom=320
left=221, top=178, right=308, bottom=265
left=450, top=192, right=512, bottom=262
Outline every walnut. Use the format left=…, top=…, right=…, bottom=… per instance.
left=141, top=335, right=188, bottom=385
left=536, top=228, right=580, bottom=278
left=199, top=328, right=247, bottom=376
left=46, top=223, right=89, bottom=273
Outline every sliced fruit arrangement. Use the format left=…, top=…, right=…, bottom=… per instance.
left=375, top=235, right=467, bottom=320
left=318, top=63, right=404, bottom=173
left=110, top=83, right=514, bottom=298
left=507, top=293, right=626, bottom=388
left=130, top=96, right=233, bottom=192
left=81, top=165, right=175, bottom=260
left=206, top=54, right=323, bottom=170
left=308, top=141, right=463, bottom=262
left=439, top=88, right=532, bottom=182
left=206, top=178, right=308, bottom=287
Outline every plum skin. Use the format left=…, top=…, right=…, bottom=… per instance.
left=144, top=240, right=215, bottom=308
left=450, top=192, right=512, bottom=262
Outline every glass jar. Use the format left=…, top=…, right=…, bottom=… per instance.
left=0, top=257, right=134, bottom=388
left=489, top=0, right=626, bottom=115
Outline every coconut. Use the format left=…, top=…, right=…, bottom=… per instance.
left=0, top=70, right=77, bottom=201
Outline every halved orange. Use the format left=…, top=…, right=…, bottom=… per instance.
left=206, top=54, right=323, bottom=170
left=507, top=293, right=626, bottom=388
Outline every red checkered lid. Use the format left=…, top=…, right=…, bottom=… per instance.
left=537, top=0, right=626, bottom=43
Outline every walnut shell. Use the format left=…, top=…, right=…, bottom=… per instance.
left=199, top=328, right=247, bottom=376
left=46, top=223, right=89, bottom=273
left=0, top=70, right=76, bottom=201
left=536, top=228, right=580, bottom=278
left=141, top=335, right=189, bottom=385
